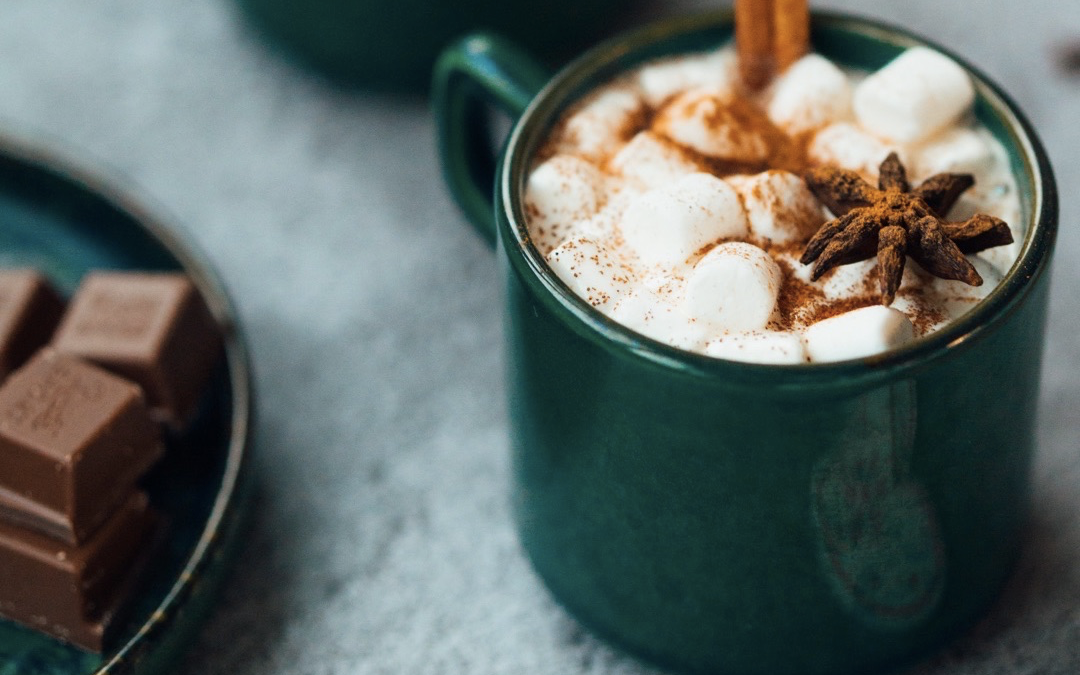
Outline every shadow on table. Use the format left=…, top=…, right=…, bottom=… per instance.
left=907, top=487, right=1080, bottom=673
left=174, top=468, right=296, bottom=673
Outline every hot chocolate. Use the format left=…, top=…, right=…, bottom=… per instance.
left=524, top=44, right=1022, bottom=363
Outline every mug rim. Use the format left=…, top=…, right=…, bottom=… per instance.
left=498, top=9, right=1058, bottom=390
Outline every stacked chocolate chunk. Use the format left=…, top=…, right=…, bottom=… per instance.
left=0, top=269, right=222, bottom=651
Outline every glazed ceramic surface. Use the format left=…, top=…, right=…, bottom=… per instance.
left=235, top=0, right=630, bottom=91
left=0, top=137, right=253, bottom=675
left=434, top=12, right=1057, bottom=675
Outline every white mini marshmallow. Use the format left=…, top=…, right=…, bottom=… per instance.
left=654, top=87, right=770, bottom=162
left=977, top=239, right=1023, bottom=278
left=969, top=175, right=1024, bottom=272
left=727, top=170, right=824, bottom=245
left=888, top=293, right=943, bottom=332
left=546, top=236, right=634, bottom=310
left=914, top=128, right=995, bottom=182
left=611, top=275, right=708, bottom=351
left=890, top=255, right=1005, bottom=328
left=637, top=49, right=738, bottom=108
left=525, top=155, right=606, bottom=252
left=819, top=259, right=875, bottom=300
left=819, top=258, right=920, bottom=300
left=683, top=242, right=782, bottom=332
left=804, top=305, right=916, bottom=362
left=767, top=54, right=853, bottom=134
left=620, top=173, right=749, bottom=267
left=704, top=331, right=807, bottom=364
left=809, top=123, right=902, bottom=184
left=557, top=85, right=645, bottom=161
left=610, top=131, right=701, bottom=189
left=773, top=250, right=815, bottom=285
left=574, top=189, right=639, bottom=243
left=853, top=47, right=975, bottom=144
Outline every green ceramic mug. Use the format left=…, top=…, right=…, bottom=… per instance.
left=234, top=0, right=629, bottom=91
left=433, top=11, right=1057, bottom=675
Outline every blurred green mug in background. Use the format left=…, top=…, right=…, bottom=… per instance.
left=234, top=0, right=633, bottom=91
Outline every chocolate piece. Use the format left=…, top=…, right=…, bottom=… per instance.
left=0, top=350, right=163, bottom=544
left=0, top=269, right=64, bottom=380
left=0, top=491, right=159, bottom=652
left=51, top=272, right=223, bottom=428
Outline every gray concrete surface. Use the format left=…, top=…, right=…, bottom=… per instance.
left=0, top=0, right=1076, bottom=673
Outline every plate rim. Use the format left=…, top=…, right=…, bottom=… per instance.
left=0, top=131, right=254, bottom=673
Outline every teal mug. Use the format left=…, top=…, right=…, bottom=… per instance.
left=434, top=11, right=1057, bottom=675
left=233, top=0, right=629, bottom=91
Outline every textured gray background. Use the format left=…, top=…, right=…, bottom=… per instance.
left=0, top=0, right=1077, bottom=673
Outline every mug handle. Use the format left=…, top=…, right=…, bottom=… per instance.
left=433, top=33, right=550, bottom=244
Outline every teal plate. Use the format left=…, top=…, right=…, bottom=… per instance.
left=0, top=136, right=253, bottom=675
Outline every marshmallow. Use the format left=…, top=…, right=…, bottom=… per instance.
left=936, top=296, right=982, bottom=324
left=557, top=85, right=645, bottom=161
left=914, top=128, right=995, bottom=183
left=727, top=170, right=824, bottom=245
left=853, top=47, right=975, bottom=144
left=946, top=193, right=981, bottom=222
left=525, top=155, right=606, bottom=252
left=971, top=174, right=1025, bottom=271
left=610, top=131, right=701, bottom=189
left=521, top=48, right=1023, bottom=361
left=804, top=306, right=916, bottom=362
left=820, top=258, right=921, bottom=300
left=773, top=250, right=815, bottom=285
left=819, top=259, right=876, bottom=300
left=808, top=123, right=903, bottom=185
left=575, top=189, right=639, bottom=243
left=611, top=275, right=708, bottom=351
left=683, top=242, right=782, bottom=332
left=767, top=54, right=853, bottom=134
left=546, top=236, right=634, bottom=310
left=654, top=87, right=770, bottom=162
left=620, top=173, right=749, bottom=267
left=637, top=49, right=739, bottom=108
left=889, top=293, right=945, bottom=331
left=977, top=238, right=1023, bottom=278
left=704, top=331, right=808, bottom=364
left=933, top=137, right=1025, bottom=273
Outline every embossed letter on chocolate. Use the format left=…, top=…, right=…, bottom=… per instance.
left=0, top=269, right=65, bottom=379
left=0, top=350, right=164, bottom=544
left=52, top=272, right=223, bottom=427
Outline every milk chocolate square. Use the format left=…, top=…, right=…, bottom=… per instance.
left=51, top=272, right=223, bottom=427
left=0, top=350, right=163, bottom=544
left=0, top=491, right=159, bottom=652
left=0, top=269, right=64, bottom=379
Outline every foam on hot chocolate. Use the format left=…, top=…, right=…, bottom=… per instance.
left=524, top=46, right=1024, bottom=364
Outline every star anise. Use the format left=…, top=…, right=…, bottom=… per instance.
left=800, top=153, right=1014, bottom=305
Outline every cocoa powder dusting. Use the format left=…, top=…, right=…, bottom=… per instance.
left=527, top=55, right=1008, bottom=349
left=896, top=288, right=948, bottom=335
left=618, top=105, right=656, bottom=145
left=806, top=295, right=880, bottom=324
left=772, top=258, right=824, bottom=330
left=681, top=98, right=809, bottom=177
left=534, top=71, right=810, bottom=179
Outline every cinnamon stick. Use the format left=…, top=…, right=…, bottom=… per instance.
left=773, top=0, right=809, bottom=70
left=736, top=0, right=774, bottom=90
left=735, top=0, right=810, bottom=89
